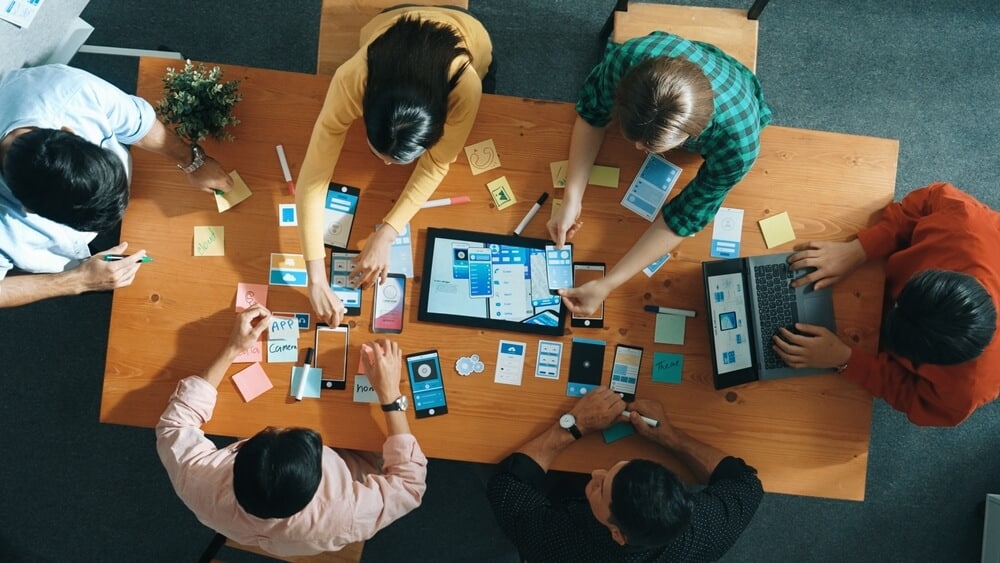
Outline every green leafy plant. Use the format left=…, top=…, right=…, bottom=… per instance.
left=155, top=60, right=242, bottom=144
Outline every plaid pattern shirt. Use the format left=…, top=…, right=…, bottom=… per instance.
left=577, top=32, right=772, bottom=236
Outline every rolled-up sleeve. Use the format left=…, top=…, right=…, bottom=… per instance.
left=154, top=376, right=221, bottom=490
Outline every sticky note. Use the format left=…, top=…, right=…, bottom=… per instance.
left=589, top=165, right=620, bottom=188
left=233, top=338, right=263, bottom=363
left=231, top=363, right=273, bottom=402
left=278, top=204, right=297, bottom=226
left=550, top=160, right=568, bottom=188
left=652, top=352, right=684, bottom=383
left=215, top=170, right=253, bottom=212
left=235, top=283, right=268, bottom=312
left=290, top=366, right=322, bottom=399
left=193, top=226, right=224, bottom=256
left=654, top=313, right=686, bottom=345
left=487, top=176, right=517, bottom=210
left=464, top=139, right=501, bottom=175
left=267, top=338, right=298, bottom=363
left=602, top=422, right=635, bottom=444
left=352, top=375, right=379, bottom=403
left=758, top=211, right=796, bottom=248
left=268, top=316, right=298, bottom=341
left=551, top=198, right=562, bottom=219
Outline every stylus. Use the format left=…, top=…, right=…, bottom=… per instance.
left=422, top=195, right=471, bottom=208
left=644, top=305, right=696, bottom=318
left=295, top=347, right=314, bottom=401
left=513, top=192, right=549, bottom=236
left=103, top=254, right=154, bottom=263
left=622, top=409, right=660, bottom=428
left=275, top=144, right=296, bottom=195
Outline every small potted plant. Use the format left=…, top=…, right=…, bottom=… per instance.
left=155, top=60, right=242, bottom=144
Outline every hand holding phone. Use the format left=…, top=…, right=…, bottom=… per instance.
left=545, top=244, right=574, bottom=294
left=330, top=251, right=362, bottom=316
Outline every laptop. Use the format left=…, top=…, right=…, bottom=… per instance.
left=702, top=252, right=836, bottom=389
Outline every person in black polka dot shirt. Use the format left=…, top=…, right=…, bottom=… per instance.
left=487, top=388, right=762, bottom=562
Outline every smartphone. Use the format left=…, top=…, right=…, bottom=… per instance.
left=314, top=323, right=350, bottom=390
left=329, top=251, right=362, bottom=316
left=467, top=247, right=493, bottom=298
left=567, top=337, right=605, bottom=397
left=571, top=262, right=605, bottom=328
left=323, top=183, right=361, bottom=249
left=373, top=274, right=405, bottom=333
left=523, top=309, right=560, bottom=327
left=610, top=344, right=643, bottom=402
left=545, top=244, right=574, bottom=294
left=405, top=350, right=448, bottom=418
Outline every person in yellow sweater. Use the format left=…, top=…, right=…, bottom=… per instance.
left=296, top=6, right=493, bottom=327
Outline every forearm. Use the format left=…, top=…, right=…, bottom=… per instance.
left=382, top=411, right=411, bottom=436
left=200, top=345, right=241, bottom=388
left=515, top=424, right=576, bottom=473
left=658, top=428, right=728, bottom=483
left=306, top=258, right=329, bottom=288
left=563, top=116, right=608, bottom=203
left=0, top=270, right=88, bottom=308
left=132, top=119, right=194, bottom=167
left=605, top=219, right=684, bottom=289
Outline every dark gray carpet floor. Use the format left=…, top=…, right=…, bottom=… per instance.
left=1, top=1, right=997, bottom=561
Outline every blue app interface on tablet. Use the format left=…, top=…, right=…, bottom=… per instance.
left=468, top=247, right=493, bottom=298
left=407, top=352, right=446, bottom=411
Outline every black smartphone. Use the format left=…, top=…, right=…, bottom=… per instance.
left=373, top=274, right=405, bottom=334
left=566, top=337, right=605, bottom=397
left=405, top=350, right=448, bottom=418
left=322, top=183, right=361, bottom=250
left=609, top=344, right=643, bottom=402
left=571, top=262, right=605, bottom=328
left=330, top=250, right=362, bottom=316
left=544, top=244, right=574, bottom=294
left=315, top=323, right=349, bottom=390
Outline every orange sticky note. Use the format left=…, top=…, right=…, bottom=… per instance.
left=232, top=363, right=273, bottom=402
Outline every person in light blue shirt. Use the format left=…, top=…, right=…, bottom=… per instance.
left=0, top=64, right=233, bottom=308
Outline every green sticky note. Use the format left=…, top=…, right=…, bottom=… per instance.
left=652, top=352, right=683, bottom=383
left=589, top=165, right=620, bottom=188
left=602, top=422, right=635, bottom=444
left=654, top=313, right=686, bottom=345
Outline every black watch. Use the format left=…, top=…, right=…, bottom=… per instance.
left=559, top=413, right=582, bottom=440
left=178, top=143, right=206, bottom=174
left=380, top=395, right=408, bottom=412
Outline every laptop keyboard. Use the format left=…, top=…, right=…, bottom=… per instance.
left=753, top=263, right=798, bottom=369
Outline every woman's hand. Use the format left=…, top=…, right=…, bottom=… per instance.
left=350, top=225, right=398, bottom=289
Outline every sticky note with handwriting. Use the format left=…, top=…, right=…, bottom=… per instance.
left=233, top=338, right=263, bottom=363
left=193, top=226, right=224, bottom=256
left=267, top=338, right=298, bottom=363
left=268, top=316, right=299, bottom=341
left=236, top=283, right=268, bottom=312
left=215, top=170, right=253, bottom=212
left=652, top=352, right=683, bottom=383
left=464, top=139, right=502, bottom=175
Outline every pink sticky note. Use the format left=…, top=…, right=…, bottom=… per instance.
left=233, top=338, right=263, bottom=363
left=232, top=363, right=273, bottom=402
left=357, top=343, right=374, bottom=375
left=236, top=283, right=268, bottom=312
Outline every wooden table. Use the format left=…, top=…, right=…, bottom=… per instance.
left=102, top=58, right=898, bottom=501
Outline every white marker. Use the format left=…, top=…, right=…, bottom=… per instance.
left=294, top=347, right=314, bottom=401
left=513, top=192, right=549, bottom=236
left=275, top=144, right=295, bottom=195
left=622, top=409, right=660, bottom=428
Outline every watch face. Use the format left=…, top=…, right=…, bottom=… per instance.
left=397, top=395, right=409, bottom=411
left=559, top=413, right=575, bottom=429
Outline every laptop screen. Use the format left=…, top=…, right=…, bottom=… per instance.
left=706, top=272, right=753, bottom=374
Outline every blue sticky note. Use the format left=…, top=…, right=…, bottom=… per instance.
left=652, top=352, right=683, bottom=383
left=654, top=313, right=686, bottom=345
left=290, top=366, right=322, bottom=399
left=602, top=422, right=635, bottom=444
left=267, top=339, right=299, bottom=363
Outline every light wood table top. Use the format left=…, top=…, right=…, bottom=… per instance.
left=102, top=58, right=897, bottom=501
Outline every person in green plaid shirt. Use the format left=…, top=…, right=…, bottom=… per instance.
left=547, top=31, right=771, bottom=315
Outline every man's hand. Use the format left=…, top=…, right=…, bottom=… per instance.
left=362, top=339, right=403, bottom=404
left=545, top=198, right=583, bottom=248
left=788, top=240, right=867, bottom=289
left=625, top=398, right=678, bottom=448
left=350, top=225, right=397, bottom=288
left=772, top=323, right=852, bottom=369
left=307, top=281, right=346, bottom=327
left=570, top=387, right=626, bottom=434
left=223, top=303, right=271, bottom=359
left=558, top=277, right=609, bottom=317
left=77, top=242, right=146, bottom=292
left=186, top=156, right=233, bottom=194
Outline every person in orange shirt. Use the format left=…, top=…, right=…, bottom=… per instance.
left=772, top=183, right=999, bottom=426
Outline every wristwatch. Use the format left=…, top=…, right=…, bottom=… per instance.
left=380, top=395, right=409, bottom=412
left=178, top=143, right=206, bottom=174
left=558, top=413, right=582, bottom=440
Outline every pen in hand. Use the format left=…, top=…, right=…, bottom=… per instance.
left=622, top=409, right=660, bottom=428
left=103, top=254, right=153, bottom=263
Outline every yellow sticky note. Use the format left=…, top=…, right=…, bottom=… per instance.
left=486, top=176, right=517, bottom=210
left=550, top=198, right=562, bottom=219
left=589, top=165, right=620, bottom=188
left=215, top=170, right=253, bottom=212
left=193, top=226, right=225, bottom=256
left=758, top=211, right=796, bottom=248
left=464, top=139, right=501, bottom=176
left=550, top=160, right=568, bottom=188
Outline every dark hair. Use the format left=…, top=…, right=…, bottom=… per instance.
left=363, top=16, right=471, bottom=164
left=3, top=128, right=128, bottom=232
left=233, top=427, right=324, bottom=519
left=609, top=459, right=693, bottom=547
left=615, top=56, right=714, bottom=153
left=883, top=270, right=997, bottom=366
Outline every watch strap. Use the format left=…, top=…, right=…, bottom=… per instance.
left=380, top=395, right=405, bottom=412
left=566, top=424, right=582, bottom=440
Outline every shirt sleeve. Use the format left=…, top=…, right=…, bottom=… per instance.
left=575, top=42, right=625, bottom=128
left=855, top=182, right=962, bottom=261
left=154, top=376, right=221, bottom=491
left=295, top=60, right=365, bottom=262
left=381, top=69, right=482, bottom=233
left=72, top=66, right=157, bottom=145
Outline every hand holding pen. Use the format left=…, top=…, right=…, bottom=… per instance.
left=78, top=242, right=148, bottom=292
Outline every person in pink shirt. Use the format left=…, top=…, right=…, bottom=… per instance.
left=156, top=304, right=427, bottom=556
